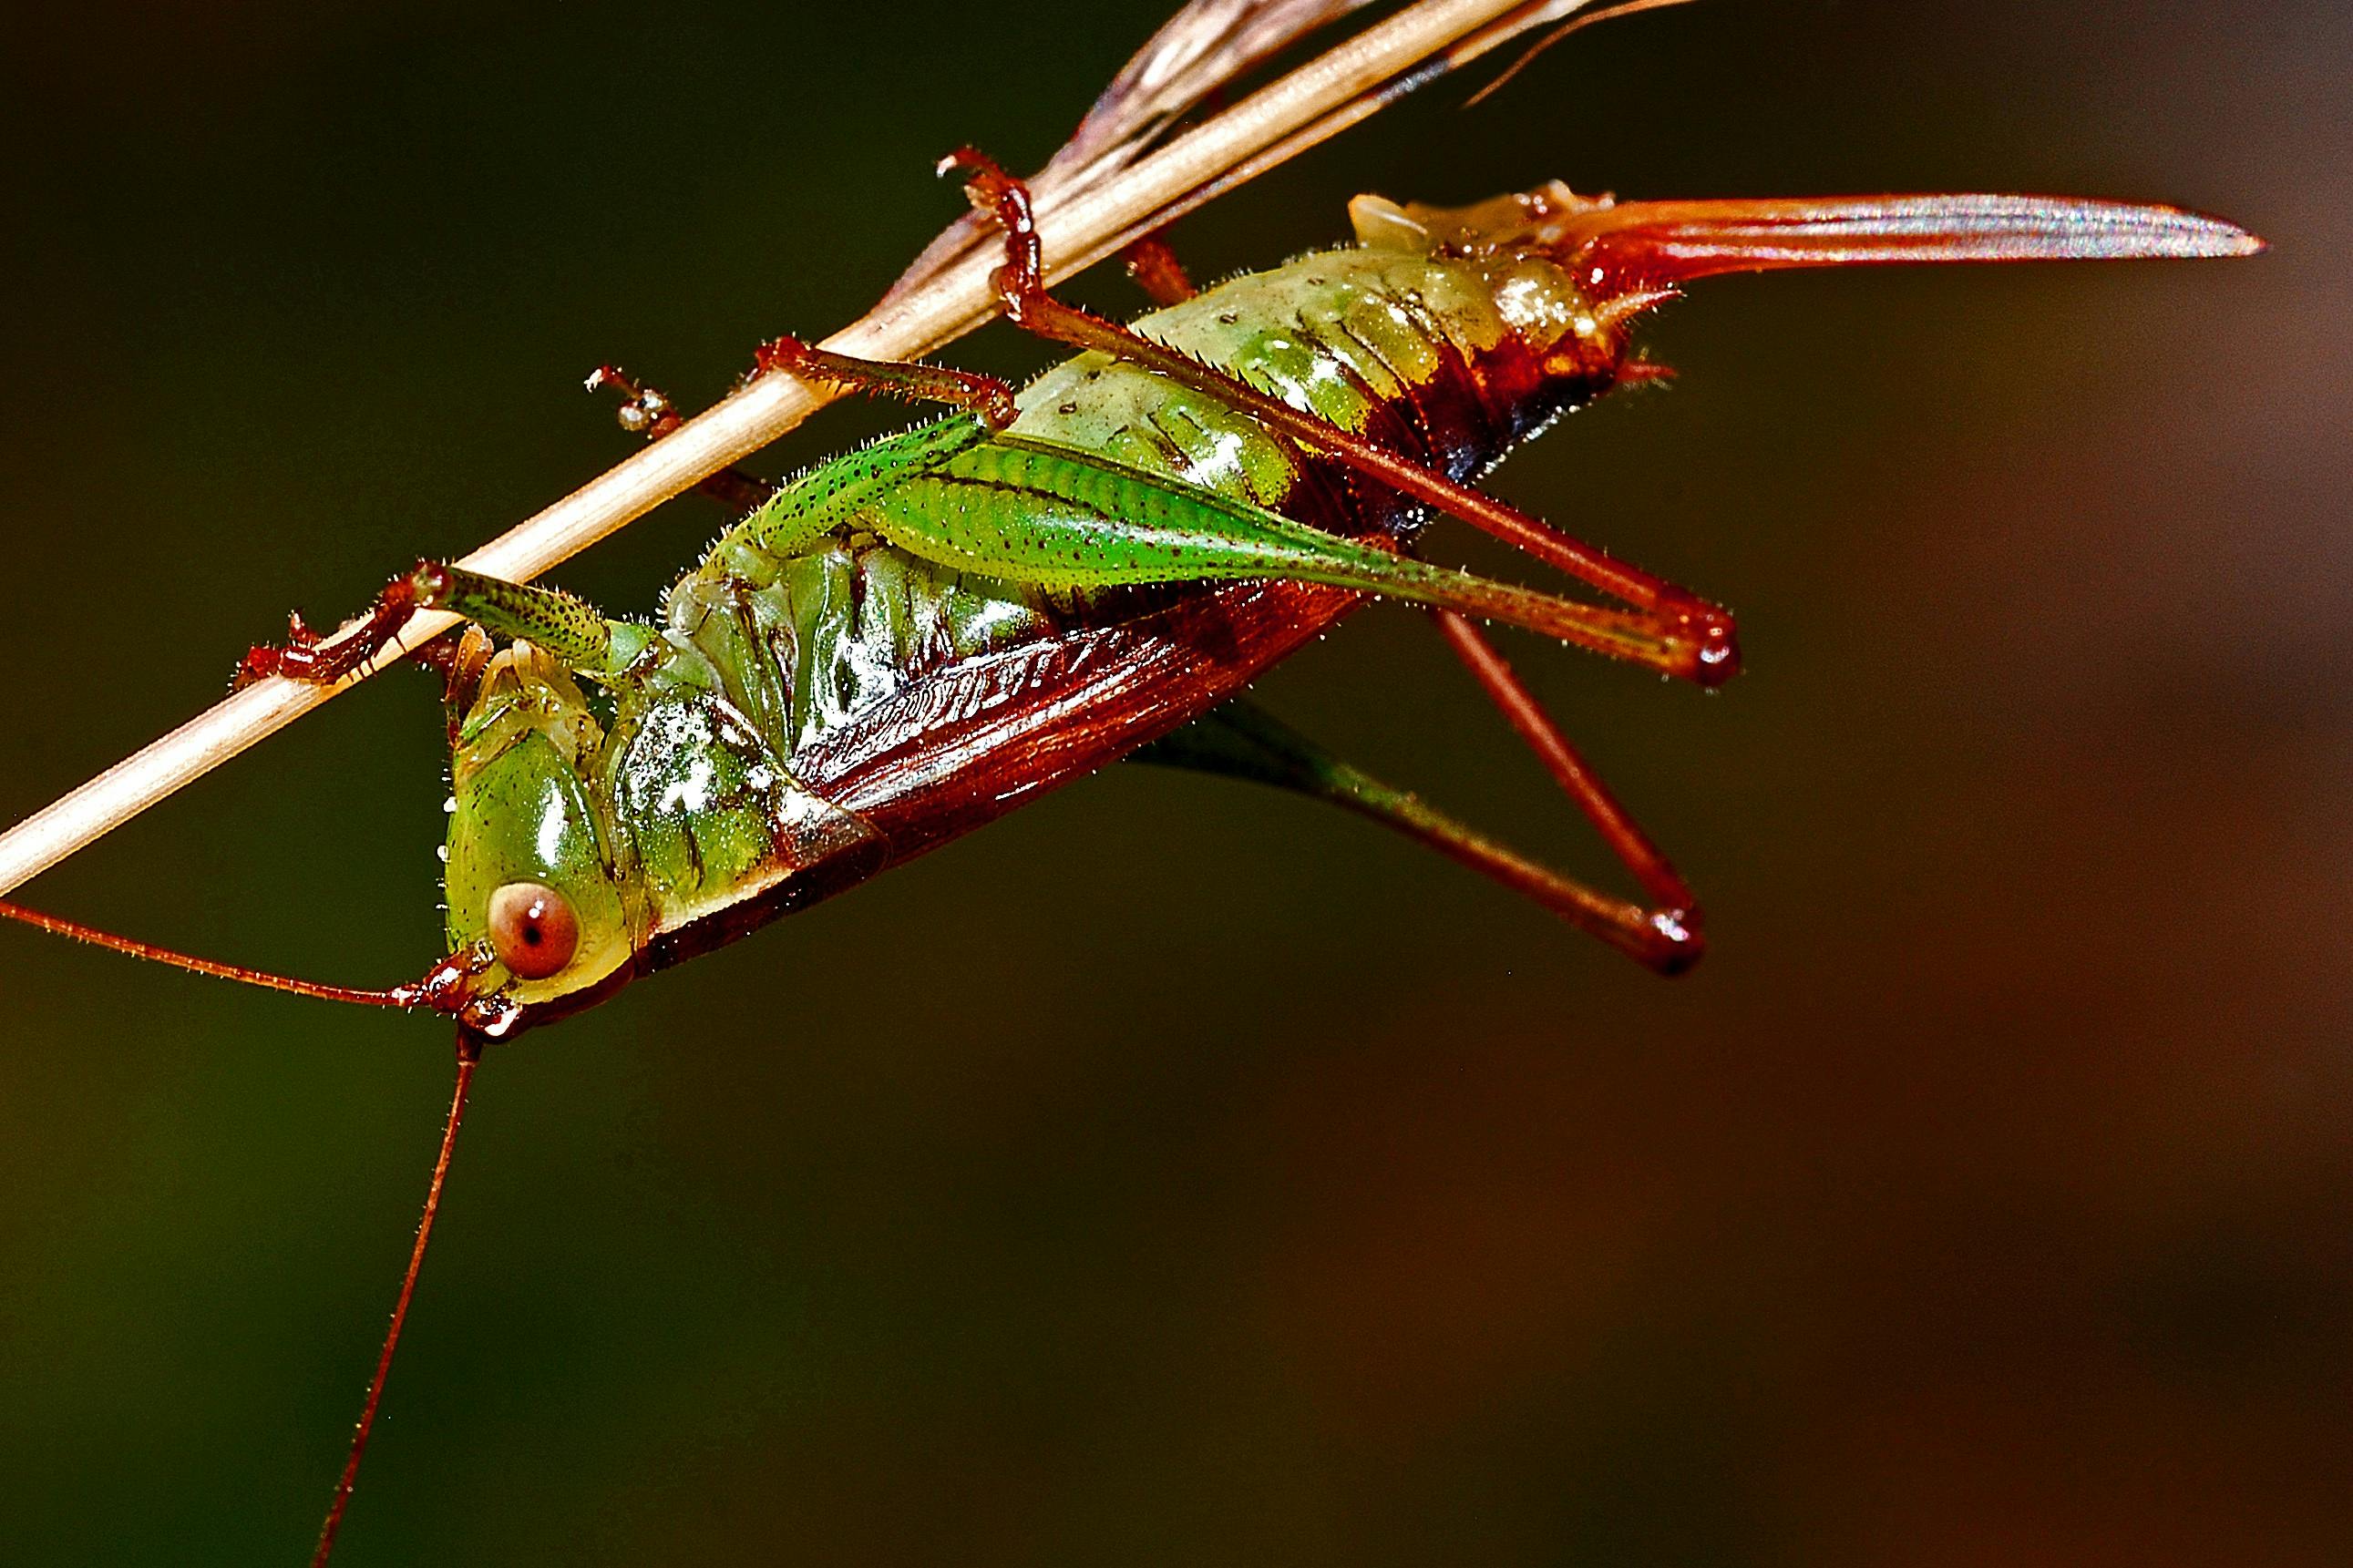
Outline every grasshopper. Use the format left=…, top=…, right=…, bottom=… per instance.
left=1, top=138, right=2257, bottom=1561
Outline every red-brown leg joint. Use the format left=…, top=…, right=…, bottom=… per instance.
left=939, top=147, right=1043, bottom=309
left=1636, top=907, right=1708, bottom=977
left=1674, top=600, right=1740, bottom=687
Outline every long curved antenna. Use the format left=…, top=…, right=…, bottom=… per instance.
left=1465, top=0, right=1698, bottom=108
left=0, top=897, right=447, bottom=1008
left=313, top=1034, right=484, bottom=1567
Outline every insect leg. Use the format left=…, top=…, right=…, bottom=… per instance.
left=751, top=333, right=1019, bottom=429
left=406, top=562, right=636, bottom=673
left=243, top=564, right=635, bottom=687
left=593, top=343, right=1045, bottom=529
left=235, top=569, right=431, bottom=689
left=1121, top=231, right=1197, bottom=304
left=859, top=438, right=1721, bottom=671
left=241, top=364, right=765, bottom=691
left=412, top=625, right=497, bottom=746
left=712, top=335, right=1022, bottom=561
left=939, top=148, right=1737, bottom=686
left=1135, top=700, right=1701, bottom=973
left=1428, top=607, right=1701, bottom=946
left=586, top=364, right=776, bottom=515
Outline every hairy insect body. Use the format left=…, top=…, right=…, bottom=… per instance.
left=444, top=216, right=1625, bottom=1023
left=426, top=180, right=2255, bottom=1030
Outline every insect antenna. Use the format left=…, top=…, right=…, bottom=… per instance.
left=1465, top=0, right=1700, bottom=109
left=0, top=897, right=458, bottom=1009
left=312, top=1033, right=484, bottom=1568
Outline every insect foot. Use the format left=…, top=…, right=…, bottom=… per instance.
left=584, top=364, right=683, bottom=438
left=1640, top=908, right=1707, bottom=978
left=937, top=147, right=1039, bottom=300
left=231, top=569, right=423, bottom=690
left=1677, top=599, right=1741, bottom=688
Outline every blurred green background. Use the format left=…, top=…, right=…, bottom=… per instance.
left=1, top=1, right=2345, bottom=1563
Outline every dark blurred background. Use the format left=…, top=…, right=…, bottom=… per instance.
left=1, top=1, right=2345, bottom=1563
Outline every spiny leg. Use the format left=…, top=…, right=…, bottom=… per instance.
left=607, top=298, right=1694, bottom=663
left=244, top=561, right=639, bottom=688
left=588, top=342, right=1022, bottom=507
left=724, top=321, right=1713, bottom=663
left=409, top=562, right=637, bottom=674
left=270, top=343, right=1007, bottom=686
left=239, top=358, right=733, bottom=691
left=823, top=435, right=1716, bottom=668
left=1429, top=608, right=1701, bottom=958
left=688, top=265, right=1686, bottom=659
left=750, top=332, right=1021, bottom=430
left=1135, top=701, right=1700, bottom=973
left=398, top=343, right=1022, bottom=682
left=592, top=345, right=1020, bottom=528
left=613, top=339, right=1647, bottom=665
left=938, top=146, right=1737, bottom=686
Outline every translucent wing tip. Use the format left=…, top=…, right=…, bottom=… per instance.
left=1834, top=196, right=2268, bottom=261
left=1553, top=194, right=2266, bottom=287
left=2122, top=204, right=2268, bottom=259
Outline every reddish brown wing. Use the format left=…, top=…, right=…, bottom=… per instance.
left=796, top=580, right=1358, bottom=863
left=1562, top=194, right=2262, bottom=289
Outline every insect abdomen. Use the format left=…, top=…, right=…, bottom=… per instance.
left=1007, top=245, right=1586, bottom=525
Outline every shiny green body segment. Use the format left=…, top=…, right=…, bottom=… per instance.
left=1004, top=242, right=1517, bottom=500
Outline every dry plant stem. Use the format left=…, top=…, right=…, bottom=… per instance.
left=1124, top=0, right=1629, bottom=242
left=920, top=1, right=1622, bottom=307
left=0, top=0, right=1586, bottom=901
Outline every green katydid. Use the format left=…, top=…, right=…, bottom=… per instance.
left=0, top=138, right=2259, bottom=1565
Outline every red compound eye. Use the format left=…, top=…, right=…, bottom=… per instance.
left=486, top=882, right=579, bottom=979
